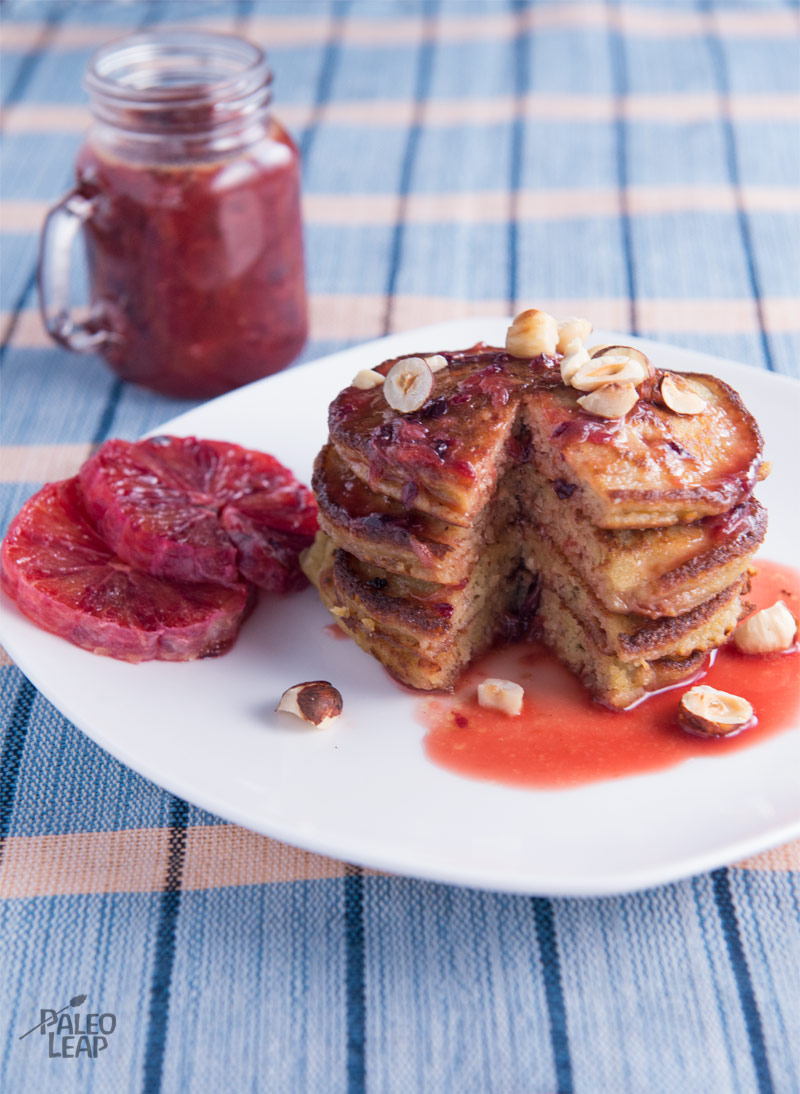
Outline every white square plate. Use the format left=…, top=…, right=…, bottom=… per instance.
left=1, top=319, right=798, bottom=895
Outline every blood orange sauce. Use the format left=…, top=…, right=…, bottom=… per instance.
left=421, top=560, right=799, bottom=789
left=75, top=119, right=307, bottom=399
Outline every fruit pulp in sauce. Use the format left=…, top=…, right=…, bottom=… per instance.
left=421, top=560, right=799, bottom=789
left=76, top=120, right=307, bottom=399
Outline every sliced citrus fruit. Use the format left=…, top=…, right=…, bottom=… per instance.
left=78, top=436, right=318, bottom=591
left=1, top=478, right=254, bottom=661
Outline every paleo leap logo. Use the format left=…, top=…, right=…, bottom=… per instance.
left=18, top=994, right=116, bottom=1058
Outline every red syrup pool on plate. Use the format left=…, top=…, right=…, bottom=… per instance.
left=420, top=560, right=799, bottom=789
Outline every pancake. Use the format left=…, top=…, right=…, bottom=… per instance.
left=327, top=346, right=764, bottom=530
left=328, top=346, right=530, bottom=527
left=314, top=443, right=519, bottom=583
left=518, top=476, right=766, bottom=617
left=523, top=376, right=765, bottom=529
left=523, top=527, right=747, bottom=663
left=533, top=585, right=712, bottom=711
left=316, top=442, right=766, bottom=615
left=303, top=530, right=531, bottom=691
left=305, top=316, right=768, bottom=708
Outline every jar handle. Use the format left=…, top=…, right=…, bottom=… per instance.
left=38, top=188, right=110, bottom=352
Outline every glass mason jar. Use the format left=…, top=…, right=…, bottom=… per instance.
left=39, top=29, right=307, bottom=399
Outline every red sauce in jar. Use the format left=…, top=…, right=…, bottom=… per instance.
left=420, top=560, right=799, bottom=789
left=76, top=118, right=307, bottom=400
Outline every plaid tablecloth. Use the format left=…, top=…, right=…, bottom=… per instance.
left=1, top=2, right=799, bottom=1091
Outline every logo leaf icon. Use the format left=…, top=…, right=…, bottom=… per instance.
left=19, top=994, right=88, bottom=1039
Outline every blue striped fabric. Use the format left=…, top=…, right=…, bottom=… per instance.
left=1, top=2, right=799, bottom=1091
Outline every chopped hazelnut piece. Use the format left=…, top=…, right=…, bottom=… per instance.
left=733, top=600, right=798, bottom=654
left=576, top=382, right=639, bottom=419
left=477, top=678, right=524, bottom=716
left=560, top=340, right=591, bottom=385
left=506, top=308, right=559, bottom=359
left=556, top=316, right=592, bottom=354
left=571, top=354, right=646, bottom=391
left=660, top=373, right=707, bottom=416
left=384, top=357, right=434, bottom=413
left=678, top=685, right=755, bottom=738
left=588, top=344, right=652, bottom=372
left=276, top=681, right=343, bottom=728
left=352, top=369, right=384, bottom=390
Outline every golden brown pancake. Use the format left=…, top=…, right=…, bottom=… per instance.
left=305, top=339, right=768, bottom=708
left=328, top=346, right=763, bottom=529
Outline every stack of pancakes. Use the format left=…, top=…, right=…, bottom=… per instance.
left=302, top=344, right=767, bottom=708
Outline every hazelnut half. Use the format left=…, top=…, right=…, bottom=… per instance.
left=477, top=678, right=524, bottom=716
left=589, top=344, right=651, bottom=371
left=677, top=684, right=755, bottom=739
left=576, top=382, right=639, bottom=419
left=560, top=340, right=591, bottom=385
left=571, top=354, right=646, bottom=392
left=659, top=373, right=707, bottom=416
left=383, top=356, right=434, bottom=413
left=276, top=681, right=343, bottom=728
left=556, top=316, right=592, bottom=354
left=506, top=308, right=559, bottom=359
left=352, top=368, right=385, bottom=390
left=733, top=600, right=799, bottom=654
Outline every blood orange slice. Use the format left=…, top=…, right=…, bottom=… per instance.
left=1, top=478, right=255, bottom=661
left=78, top=436, right=318, bottom=591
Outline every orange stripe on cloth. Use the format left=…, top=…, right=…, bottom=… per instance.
left=3, top=93, right=798, bottom=134
left=0, top=103, right=91, bottom=132
left=0, top=15, right=249, bottom=51
left=0, top=443, right=93, bottom=483
left=0, top=200, right=50, bottom=232
left=181, top=826, right=348, bottom=889
left=1, top=309, right=50, bottom=348
left=733, top=840, right=800, bottom=873
left=5, top=296, right=800, bottom=352
left=0, top=823, right=795, bottom=898
left=0, top=825, right=357, bottom=898
left=0, top=6, right=796, bottom=51
left=6, top=186, right=799, bottom=235
left=0, top=828, right=172, bottom=897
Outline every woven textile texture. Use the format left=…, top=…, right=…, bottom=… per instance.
left=1, top=1, right=799, bottom=1092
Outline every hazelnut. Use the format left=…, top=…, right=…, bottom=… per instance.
left=559, top=340, right=591, bottom=385
left=506, top=308, right=559, bottom=359
left=383, top=356, right=434, bottom=413
left=426, top=354, right=448, bottom=373
left=576, top=382, right=639, bottom=419
left=477, top=677, right=524, bottom=716
left=733, top=600, right=798, bottom=654
left=589, top=344, right=651, bottom=371
left=571, top=354, right=646, bottom=391
left=352, top=369, right=384, bottom=390
left=556, top=316, right=593, bottom=354
left=678, top=684, right=755, bottom=739
left=276, top=681, right=343, bottom=728
left=659, top=373, right=707, bottom=416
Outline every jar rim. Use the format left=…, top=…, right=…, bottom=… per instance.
left=83, top=28, right=272, bottom=135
